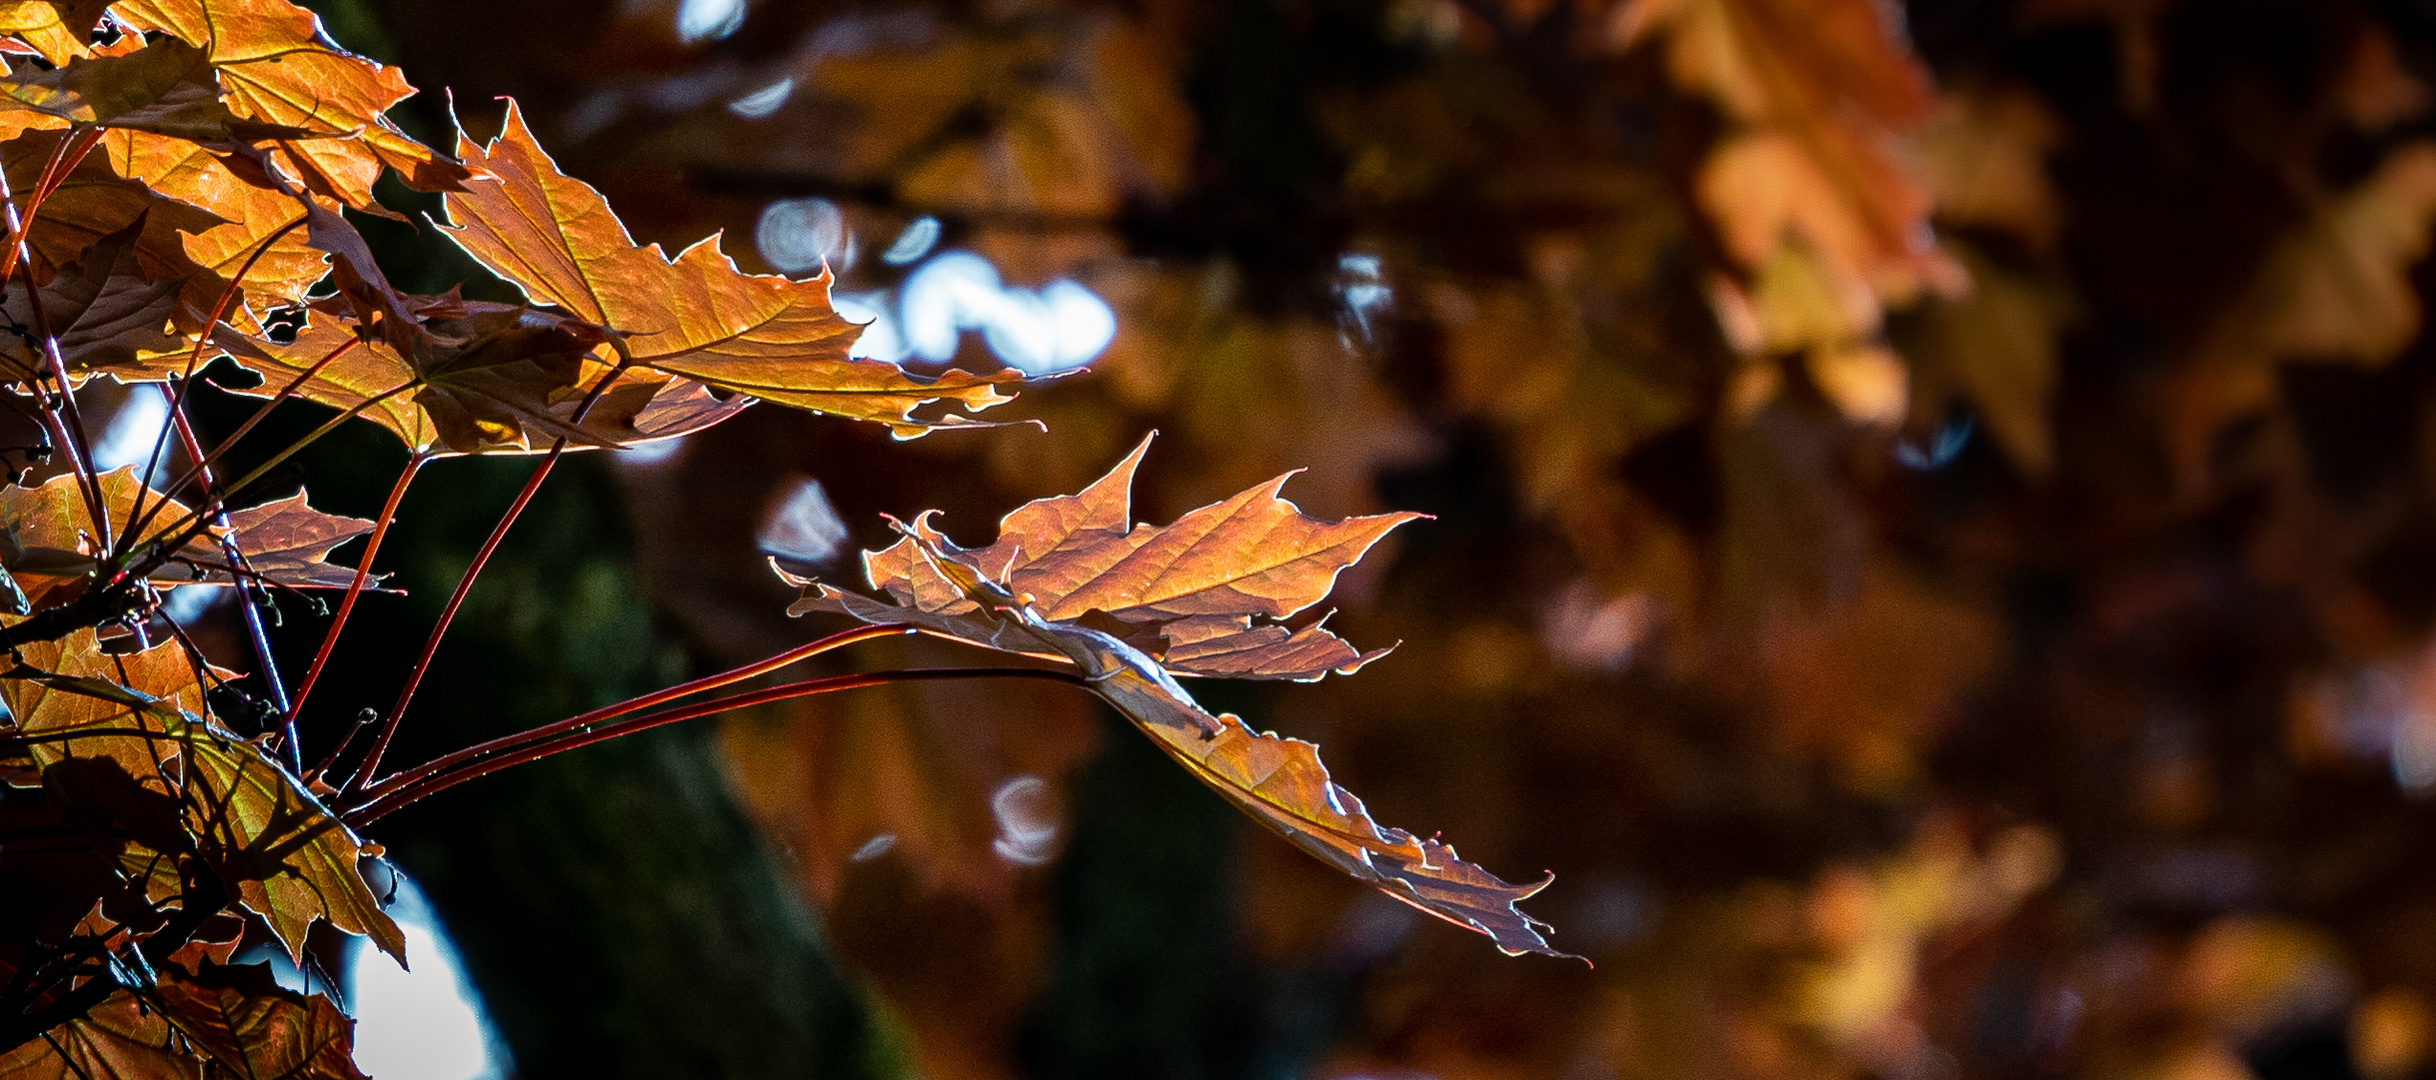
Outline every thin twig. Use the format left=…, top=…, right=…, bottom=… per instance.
left=357, top=622, right=912, bottom=802
left=159, top=382, right=297, bottom=767
left=122, top=211, right=313, bottom=547
left=341, top=353, right=638, bottom=796
left=286, top=455, right=423, bottom=730
left=346, top=666, right=1089, bottom=824
left=339, top=443, right=563, bottom=798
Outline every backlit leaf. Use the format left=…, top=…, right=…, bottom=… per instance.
left=0, top=989, right=201, bottom=1080
left=0, top=37, right=318, bottom=142
left=107, top=0, right=473, bottom=210
left=169, top=490, right=374, bottom=590
left=0, top=1, right=101, bottom=66
left=440, top=100, right=1022, bottom=438
left=791, top=442, right=1568, bottom=957
left=0, top=127, right=226, bottom=285
left=0, top=214, right=185, bottom=382
left=102, top=128, right=327, bottom=319
left=153, top=962, right=367, bottom=1080
left=3, top=633, right=404, bottom=963
left=211, top=301, right=751, bottom=456
left=801, top=434, right=1419, bottom=681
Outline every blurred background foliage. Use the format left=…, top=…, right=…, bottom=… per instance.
left=251, top=0, right=2436, bottom=1076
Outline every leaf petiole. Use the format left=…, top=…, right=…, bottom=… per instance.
left=356, top=622, right=914, bottom=803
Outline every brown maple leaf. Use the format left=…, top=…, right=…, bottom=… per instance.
left=801, top=434, right=1419, bottom=681
left=0, top=467, right=185, bottom=607
left=0, top=1, right=105, bottom=66
left=169, top=490, right=376, bottom=591
left=790, top=440, right=1569, bottom=958
left=0, top=988, right=201, bottom=1080
left=107, top=0, right=474, bottom=211
left=153, top=963, right=367, bottom=1080
left=1615, top=0, right=1958, bottom=420
left=0, top=467, right=384, bottom=598
left=2168, top=140, right=2436, bottom=491
left=440, top=100, right=1023, bottom=438
left=0, top=214, right=185, bottom=382
left=103, top=128, right=330, bottom=321
left=0, top=127, right=226, bottom=286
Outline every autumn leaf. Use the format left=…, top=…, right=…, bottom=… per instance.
left=1615, top=0, right=1959, bottom=420
left=0, top=214, right=185, bottom=382
left=0, top=468, right=380, bottom=598
left=440, top=100, right=1023, bottom=438
left=0, top=127, right=225, bottom=285
left=153, top=962, right=367, bottom=1080
left=802, top=434, right=1419, bottom=680
left=212, top=300, right=751, bottom=456
left=0, top=467, right=171, bottom=607
left=169, top=490, right=375, bottom=590
left=2169, top=141, right=2436, bottom=490
left=0, top=37, right=320, bottom=142
left=1917, top=84, right=2066, bottom=252
left=1, top=634, right=405, bottom=963
left=107, top=0, right=473, bottom=211
left=102, top=128, right=328, bottom=320
left=789, top=440, right=1569, bottom=957
left=1903, top=243, right=2070, bottom=477
left=0, top=989, right=201, bottom=1080
left=791, top=16, right=1195, bottom=220
left=0, top=1, right=103, bottom=66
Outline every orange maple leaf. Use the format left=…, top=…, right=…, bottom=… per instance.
left=108, top=0, right=474, bottom=210
left=440, top=100, right=1024, bottom=438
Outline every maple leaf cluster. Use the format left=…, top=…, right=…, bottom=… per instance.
left=0, top=1, right=1584, bottom=1075
left=404, top=0, right=2436, bottom=1077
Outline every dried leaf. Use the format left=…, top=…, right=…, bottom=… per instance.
left=441, top=100, right=1021, bottom=438
left=108, top=0, right=473, bottom=210
left=804, top=434, right=1420, bottom=681
left=791, top=444, right=1567, bottom=957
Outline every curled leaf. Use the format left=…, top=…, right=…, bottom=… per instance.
left=789, top=441, right=1569, bottom=958
left=796, top=434, right=1419, bottom=681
